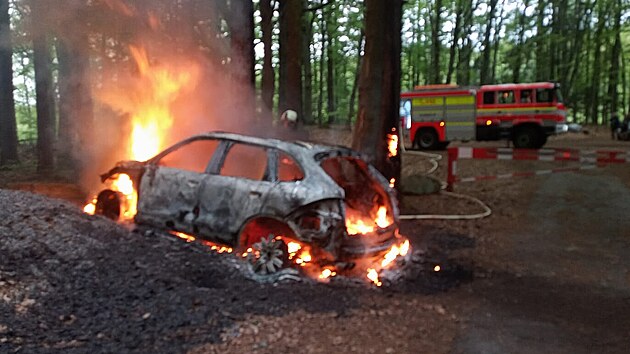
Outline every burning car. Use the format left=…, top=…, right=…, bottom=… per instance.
left=88, top=132, right=405, bottom=275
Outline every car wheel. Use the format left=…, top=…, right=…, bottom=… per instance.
left=512, top=127, right=542, bottom=149
left=250, top=235, right=289, bottom=274
left=95, top=189, right=121, bottom=221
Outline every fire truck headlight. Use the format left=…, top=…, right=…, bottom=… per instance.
left=439, top=121, right=445, bottom=127
left=486, top=120, right=492, bottom=126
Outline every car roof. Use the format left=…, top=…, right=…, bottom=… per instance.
left=190, top=131, right=359, bottom=161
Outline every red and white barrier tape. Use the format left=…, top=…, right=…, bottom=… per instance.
left=447, top=147, right=629, bottom=190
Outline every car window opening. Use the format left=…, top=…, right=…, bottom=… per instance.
left=158, top=139, right=219, bottom=173
left=278, top=152, right=305, bottom=182
left=221, top=143, right=269, bottom=181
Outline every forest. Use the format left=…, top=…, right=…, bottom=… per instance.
left=0, top=0, right=628, bottom=173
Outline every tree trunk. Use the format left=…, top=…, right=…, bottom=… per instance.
left=325, top=2, right=336, bottom=126
left=491, top=4, right=505, bottom=83
left=606, top=0, right=622, bottom=117
left=535, top=0, right=547, bottom=81
left=589, top=4, right=606, bottom=125
left=457, top=0, right=475, bottom=85
left=445, top=0, right=463, bottom=84
left=228, top=0, right=255, bottom=121
left=429, top=0, right=442, bottom=84
left=56, top=36, right=94, bottom=171
left=260, top=0, right=275, bottom=121
left=0, top=0, right=18, bottom=164
left=479, top=0, right=497, bottom=85
left=278, top=0, right=303, bottom=120
left=32, top=0, right=55, bottom=172
left=512, top=0, right=530, bottom=83
left=302, top=3, right=315, bottom=125
left=347, top=30, right=364, bottom=125
left=317, top=12, right=325, bottom=126
left=352, top=0, right=402, bottom=186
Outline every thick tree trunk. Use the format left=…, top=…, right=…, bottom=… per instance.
left=260, top=0, right=275, bottom=121
left=352, top=0, right=402, bottom=186
left=0, top=0, right=18, bottom=164
left=32, top=0, right=55, bottom=172
left=278, top=0, right=303, bottom=120
left=56, top=37, right=94, bottom=171
left=228, top=0, right=255, bottom=121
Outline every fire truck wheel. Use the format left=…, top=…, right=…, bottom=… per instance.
left=416, top=129, right=439, bottom=150
left=512, top=127, right=543, bottom=149
left=95, top=189, right=121, bottom=221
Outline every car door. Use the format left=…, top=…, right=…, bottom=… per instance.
left=195, top=142, right=274, bottom=243
left=136, top=138, right=220, bottom=234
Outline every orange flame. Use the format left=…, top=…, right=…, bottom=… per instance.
left=387, top=131, right=398, bottom=158
left=126, top=46, right=199, bottom=161
left=172, top=231, right=196, bottom=243
left=85, top=45, right=200, bottom=219
left=346, top=206, right=392, bottom=236
left=319, top=268, right=337, bottom=280
left=83, top=173, right=137, bottom=221
left=285, top=240, right=312, bottom=266
left=363, top=238, right=410, bottom=286
left=367, top=268, right=382, bottom=287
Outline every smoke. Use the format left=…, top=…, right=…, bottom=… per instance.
left=36, top=0, right=268, bottom=193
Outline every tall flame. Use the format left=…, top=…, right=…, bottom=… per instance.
left=127, top=46, right=199, bottom=161
left=85, top=46, right=200, bottom=219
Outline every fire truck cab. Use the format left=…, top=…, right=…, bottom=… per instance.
left=400, top=82, right=568, bottom=149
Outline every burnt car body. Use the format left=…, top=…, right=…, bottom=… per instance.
left=96, top=132, right=400, bottom=265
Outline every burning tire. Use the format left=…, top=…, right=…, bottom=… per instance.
left=95, top=189, right=121, bottom=221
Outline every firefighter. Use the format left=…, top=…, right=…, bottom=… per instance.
left=278, top=109, right=308, bottom=140
left=280, top=109, right=298, bottom=130
left=611, top=112, right=620, bottom=140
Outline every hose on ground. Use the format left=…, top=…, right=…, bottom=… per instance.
left=397, top=125, right=492, bottom=220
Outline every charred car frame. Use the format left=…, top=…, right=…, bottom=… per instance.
left=94, top=132, right=400, bottom=268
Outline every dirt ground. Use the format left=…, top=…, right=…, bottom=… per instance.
left=1, top=127, right=629, bottom=353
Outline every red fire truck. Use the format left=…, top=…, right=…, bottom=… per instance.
left=400, top=82, right=568, bottom=149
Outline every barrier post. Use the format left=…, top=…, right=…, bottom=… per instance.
left=447, top=147, right=458, bottom=191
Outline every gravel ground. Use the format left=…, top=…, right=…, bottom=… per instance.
left=0, top=189, right=470, bottom=354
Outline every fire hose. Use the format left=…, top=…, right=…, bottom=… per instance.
left=396, top=128, right=492, bottom=220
